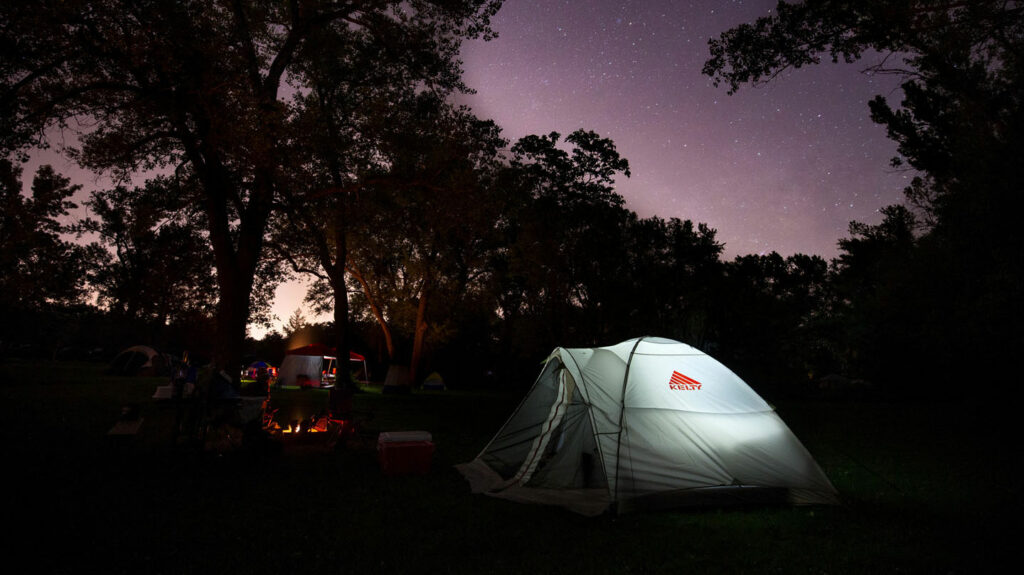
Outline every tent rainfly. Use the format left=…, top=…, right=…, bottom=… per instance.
left=456, top=337, right=839, bottom=516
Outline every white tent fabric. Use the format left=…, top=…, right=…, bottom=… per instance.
left=457, top=337, right=839, bottom=515
left=278, top=355, right=327, bottom=387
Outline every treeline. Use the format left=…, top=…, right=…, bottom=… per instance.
left=3, top=1, right=1020, bottom=401
left=1, top=144, right=999, bottom=400
left=702, top=0, right=1024, bottom=398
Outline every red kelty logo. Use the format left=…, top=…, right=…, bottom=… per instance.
left=669, top=370, right=702, bottom=390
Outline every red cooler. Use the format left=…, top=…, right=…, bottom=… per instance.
left=377, top=431, right=435, bottom=476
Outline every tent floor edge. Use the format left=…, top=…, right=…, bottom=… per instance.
left=616, top=486, right=793, bottom=514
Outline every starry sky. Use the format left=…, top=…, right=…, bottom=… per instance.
left=456, top=0, right=910, bottom=259
left=25, top=0, right=913, bottom=336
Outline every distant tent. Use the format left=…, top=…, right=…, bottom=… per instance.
left=108, top=345, right=169, bottom=376
left=278, top=345, right=368, bottom=387
left=382, top=365, right=410, bottom=394
left=457, top=337, right=839, bottom=516
left=422, top=372, right=446, bottom=391
left=245, top=361, right=277, bottom=379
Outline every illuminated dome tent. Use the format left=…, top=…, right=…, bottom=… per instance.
left=457, top=337, right=839, bottom=515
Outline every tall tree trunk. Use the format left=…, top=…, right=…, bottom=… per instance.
left=211, top=217, right=263, bottom=387
left=322, top=107, right=353, bottom=413
left=202, top=163, right=269, bottom=385
left=321, top=87, right=351, bottom=389
left=408, top=283, right=429, bottom=388
left=347, top=264, right=396, bottom=359
left=330, top=204, right=352, bottom=416
left=329, top=268, right=353, bottom=415
left=213, top=272, right=251, bottom=383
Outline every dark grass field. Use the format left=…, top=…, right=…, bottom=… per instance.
left=2, top=359, right=1017, bottom=574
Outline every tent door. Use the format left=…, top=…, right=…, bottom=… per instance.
left=502, top=368, right=607, bottom=490
left=500, top=367, right=575, bottom=488
left=526, top=381, right=607, bottom=490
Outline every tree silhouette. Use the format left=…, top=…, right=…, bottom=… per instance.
left=283, top=308, right=308, bottom=339
left=1, top=0, right=501, bottom=376
left=79, top=177, right=219, bottom=340
left=0, top=160, right=97, bottom=355
left=620, top=217, right=725, bottom=348
left=269, top=15, right=500, bottom=376
left=704, top=1, right=1024, bottom=391
left=493, top=130, right=632, bottom=355
left=338, top=95, right=506, bottom=385
left=709, top=251, right=830, bottom=395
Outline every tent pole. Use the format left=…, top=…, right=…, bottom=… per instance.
left=612, top=336, right=646, bottom=513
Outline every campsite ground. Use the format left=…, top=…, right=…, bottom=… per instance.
left=2, top=359, right=1016, bottom=574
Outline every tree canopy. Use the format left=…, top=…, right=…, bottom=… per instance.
left=703, top=0, right=1023, bottom=224
left=0, top=160, right=93, bottom=313
left=705, top=0, right=1024, bottom=392
left=5, top=0, right=1014, bottom=399
left=79, top=178, right=217, bottom=325
left=1, top=0, right=502, bottom=374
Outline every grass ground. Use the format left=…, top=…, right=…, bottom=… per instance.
left=2, top=359, right=1017, bottom=574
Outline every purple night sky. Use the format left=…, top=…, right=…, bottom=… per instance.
left=456, top=0, right=910, bottom=259
left=24, top=0, right=912, bottom=335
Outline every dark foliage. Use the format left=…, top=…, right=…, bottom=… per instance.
left=704, top=0, right=1024, bottom=396
left=0, top=160, right=97, bottom=357
left=1, top=0, right=503, bottom=376
left=7, top=1, right=1016, bottom=402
